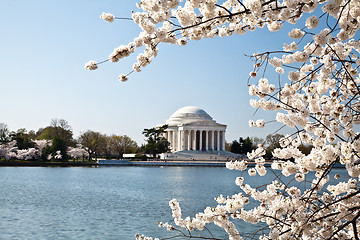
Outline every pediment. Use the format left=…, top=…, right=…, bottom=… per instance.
left=180, top=120, right=226, bottom=127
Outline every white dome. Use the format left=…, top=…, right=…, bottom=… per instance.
left=166, top=106, right=213, bottom=126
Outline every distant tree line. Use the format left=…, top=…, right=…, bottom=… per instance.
left=227, top=134, right=313, bottom=159
left=0, top=119, right=139, bottom=162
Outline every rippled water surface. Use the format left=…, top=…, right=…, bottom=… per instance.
left=0, top=166, right=346, bottom=239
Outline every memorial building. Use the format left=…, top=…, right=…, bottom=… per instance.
left=163, top=106, right=226, bottom=152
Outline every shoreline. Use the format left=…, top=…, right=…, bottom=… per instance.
left=0, top=160, right=346, bottom=168
left=99, top=159, right=229, bottom=167
left=0, top=160, right=229, bottom=167
left=0, top=161, right=98, bottom=167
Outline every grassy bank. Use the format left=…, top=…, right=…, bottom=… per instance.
left=0, top=160, right=98, bottom=167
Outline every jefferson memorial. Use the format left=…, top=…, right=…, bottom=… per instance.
left=163, top=106, right=226, bottom=152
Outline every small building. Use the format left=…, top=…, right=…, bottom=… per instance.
left=163, top=106, right=226, bottom=152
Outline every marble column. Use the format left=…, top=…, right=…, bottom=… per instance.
left=181, top=130, right=185, bottom=150
left=194, top=130, right=197, bottom=150
left=222, top=131, right=225, bottom=151
left=205, top=130, right=209, bottom=151
left=172, top=131, right=175, bottom=150
left=199, top=130, right=203, bottom=151
left=217, top=130, right=220, bottom=151
left=177, top=130, right=181, bottom=151
left=187, top=130, right=191, bottom=150
left=211, top=131, right=214, bottom=151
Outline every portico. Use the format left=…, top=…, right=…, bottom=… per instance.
left=163, top=106, right=226, bottom=152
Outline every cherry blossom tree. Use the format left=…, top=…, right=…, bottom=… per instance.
left=16, top=148, right=40, bottom=160
left=0, top=141, right=40, bottom=161
left=0, top=141, right=15, bottom=160
left=87, top=0, right=360, bottom=239
left=67, top=145, right=89, bottom=160
left=33, top=139, right=52, bottom=154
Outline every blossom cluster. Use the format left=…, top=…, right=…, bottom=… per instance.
left=0, top=141, right=40, bottom=160
left=67, top=145, right=89, bottom=159
left=88, top=0, right=360, bottom=81
left=244, top=0, right=360, bottom=238
left=90, top=0, right=360, bottom=239
left=0, top=140, right=91, bottom=161
left=135, top=234, right=159, bottom=240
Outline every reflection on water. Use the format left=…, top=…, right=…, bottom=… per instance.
left=0, top=167, right=348, bottom=239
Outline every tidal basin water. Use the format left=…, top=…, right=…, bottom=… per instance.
left=0, top=166, right=346, bottom=239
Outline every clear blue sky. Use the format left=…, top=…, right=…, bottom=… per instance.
left=1, top=0, right=301, bottom=144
